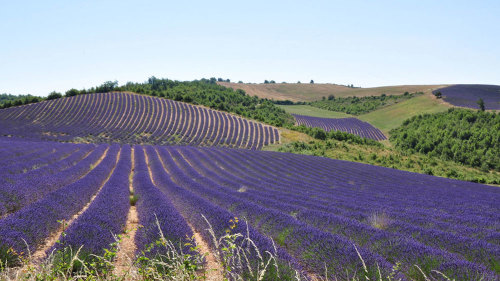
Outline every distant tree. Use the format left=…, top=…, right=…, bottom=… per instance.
left=350, top=84, right=354, bottom=88
left=270, top=80, right=276, bottom=84
left=328, top=94, right=335, bottom=100
left=238, top=81, right=243, bottom=83
left=47, top=91, right=62, bottom=100
left=217, top=78, right=224, bottom=82
left=434, top=91, right=442, bottom=99
left=264, top=80, right=269, bottom=84
left=322, top=96, right=326, bottom=101
left=65, top=88, right=79, bottom=97
left=477, top=98, right=485, bottom=111
left=297, top=81, right=301, bottom=84
left=310, top=80, right=314, bottom=84
left=209, top=77, right=217, bottom=84
left=225, top=79, right=230, bottom=82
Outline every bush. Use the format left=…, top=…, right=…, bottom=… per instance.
left=47, top=91, right=63, bottom=100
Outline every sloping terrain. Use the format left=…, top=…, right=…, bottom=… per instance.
left=434, top=84, right=500, bottom=110
left=219, top=82, right=446, bottom=102
left=0, top=138, right=498, bottom=280
left=293, top=114, right=386, bottom=140
left=0, top=92, right=279, bottom=149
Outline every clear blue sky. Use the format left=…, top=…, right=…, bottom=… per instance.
left=1, top=0, right=499, bottom=96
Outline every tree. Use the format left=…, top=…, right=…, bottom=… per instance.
left=65, top=88, right=79, bottom=97
left=328, top=94, right=335, bottom=100
left=225, top=79, right=230, bottom=82
left=434, top=91, right=442, bottom=99
left=477, top=98, right=485, bottom=111
left=310, top=80, right=314, bottom=84
left=264, top=80, right=269, bottom=84
left=270, top=80, right=276, bottom=84
left=47, top=91, right=62, bottom=100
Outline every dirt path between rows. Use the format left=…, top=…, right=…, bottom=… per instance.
left=31, top=147, right=119, bottom=263
left=113, top=147, right=138, bottom=278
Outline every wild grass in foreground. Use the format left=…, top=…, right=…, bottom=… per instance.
left=0, top=217, right=476, bottom=281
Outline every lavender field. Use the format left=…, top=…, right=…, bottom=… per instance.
left=0, top=137, right=498, bottom=280
left=293, top=114, right=387, bottom=141
left=434, top=85, right=500, bottom=110
left=0, top=92, right=279, bottom=149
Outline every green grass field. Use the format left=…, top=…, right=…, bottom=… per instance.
left=358, top=94, right=450, bottom=134
left=277, top=105, right=353, bottom=118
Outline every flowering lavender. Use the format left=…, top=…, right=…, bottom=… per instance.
left=293, top=114, right=386, bottom=140
left=0, top=92, right=279, bottom=148
left=434, top=84, right=500, bottom=110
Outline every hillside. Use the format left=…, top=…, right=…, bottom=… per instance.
left=219, top=82, right=446, bottom=102
left=1, top=138, right=498, bottom=280
left=0, top=92, right=279, bottom=149
left=434, top=84, right=500, bottom=110
left=358, top=94, right=450, bottom=134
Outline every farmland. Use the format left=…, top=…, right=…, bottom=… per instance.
left=292, top=115, right=386, bottom=141
left=0, top=89, right=499, bottom=281
left=0, top=137, right=499, bottom=280
left=219, top=82, right=445, bottom=102
left=434, top=85, right=500, bottom=110
left=0, top=92, right=279, bottom=149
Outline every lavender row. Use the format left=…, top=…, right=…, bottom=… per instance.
left=0, top=144, right=106, bottom=217
left=50, top=145, right=131, bottom=257
left=293, top=114, right=386, bottom=140
left=0, top=92, right=280, bottom=149
left=143, top=146, right=300, bottom=276
left=0, top=145, right=119, bottom=256
left=133, top=146, right=193, bottom=257
left=152, top=146, right=392, bottom=279
left=173, top=147, right=498, bottom=278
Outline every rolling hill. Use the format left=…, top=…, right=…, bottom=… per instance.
left=219, top=82, right=446, bottom=102
left=0, top=92, right=279, bottom=149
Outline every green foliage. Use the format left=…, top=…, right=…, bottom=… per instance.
left=390, top=108, right=500, bottom=171
left=477, top=98, right=485, bottom=111
left=65, top=88, right=80, bottom=97
left=47, top=91, right=63, bottom=100
left=310, top=92, right=422, bottom=115
left=0, top=94, right=41, bottom=109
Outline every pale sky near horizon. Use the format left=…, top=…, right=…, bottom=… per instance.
left=1, top=0, right=499, bottom=96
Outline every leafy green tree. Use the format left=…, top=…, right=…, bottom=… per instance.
left=65, top=89, right=80, bottom=97
left=477, top=98, right=485, bottom=111
left=47, top=91, right=62, bottom=100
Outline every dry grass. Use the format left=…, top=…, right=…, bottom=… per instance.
left=219, top=82, right=449, bottom=102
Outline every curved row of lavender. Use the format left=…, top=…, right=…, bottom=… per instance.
left=0, top=92, right=279, bottom=149
left=293, top=114, right=387, bottom=141
left=0, top=138, right=498, bottom=280
left=433, top=84, right=500, bottom=110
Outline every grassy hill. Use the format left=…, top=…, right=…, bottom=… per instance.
left=219, top=82, right=447, bottom=102
left=358, top=94, right=450, bottom=134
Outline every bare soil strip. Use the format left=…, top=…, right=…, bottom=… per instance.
left=113, top=148, right=139, bottom=277
left=31, top=147, right=120, bottom=263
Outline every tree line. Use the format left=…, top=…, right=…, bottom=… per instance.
left=308, top=92, right=422, bottom=115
